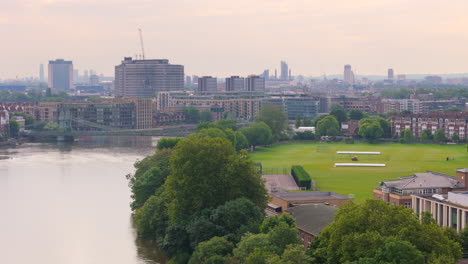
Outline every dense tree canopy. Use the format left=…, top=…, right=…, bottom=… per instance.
left=434, top=129, right=447, bottom=143
left=240, top=121, right=273, bottom=148
left=348, top=109, right=364, bottom=120
left=256, top=104, right=288, bottom=141
left=316, top=115, right=340, bottom=137
left=309, top=200, right=462, bottom=264
left=358, top=118, right=383, bottom=142
left=164, top=136, right=268, bottom=221
left=330, top=104, right=347, bottom=124
left=9, top=119, right=20, bottom=137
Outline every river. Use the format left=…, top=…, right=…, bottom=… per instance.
left=0, top=136, right=168, bottom=264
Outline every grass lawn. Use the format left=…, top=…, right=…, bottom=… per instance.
left=250, top=142, right=468, bottom=202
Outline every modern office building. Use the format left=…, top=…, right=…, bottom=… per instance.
left=39, top=64, right=45, bottom=82
left=114, top=57, right=184, bottom=97
left=387, top=69, right=394, bottom=81
left=280, top=61, right=289, bottom=81
left=48, top=59, right=74, bottom=91
left=245, top=75, right=265, bottom=92
left=263, top=95, right=320, bottom=119
left=197, top=76, right=217, bottom=93
left=225, top=76, right=245, bottom=91
left=343, top=64, right=354, bottom=84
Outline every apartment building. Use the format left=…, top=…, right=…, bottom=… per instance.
left=391, top=112, right=468, bottom=139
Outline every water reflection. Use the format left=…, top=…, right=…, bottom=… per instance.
left=0, top=136, right=166, bottom=264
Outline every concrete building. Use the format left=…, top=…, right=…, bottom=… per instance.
left=57, top=102, right=136, bottom=131
left=197, top=76, right=217, bottom=93
left=343, top=65, right=354, bottom=84
left=48, top=59, right=74, bottom=91
left=280, top=61, right=289, bottom=81
left=331, top=96, right=373, bottom=112
left=374, top=169, right=468, bottom=209
left=225, top=76, right=244, bottom=91
left=380, top=99, right=423, bottom=114
left=286, top=204, right=337, bottom=249
left=39, top=64, right=45, bottom=82
left=263, top=95, right=320, bottom=120
left=391, top=112, right=468, bottom=140
left=411, top=169, right=468, bottom=231
left=115, top=57, right=184, bottom=97
left=387, top=69, right=394, bottom=81
left=245, top=75, right=265, bottom=92
left=270, top=191, right=351, bottom=213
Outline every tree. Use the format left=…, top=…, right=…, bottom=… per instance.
left=233, top=233, right=275, bottom=262
left=9, top=119, right=20, bottom=137
left=234, top=131, right=249, bottom=151
left=376, top=117, right=391, bottom=138
left=452, top=133, right=460, bottom=142
left=282, top=244, right=312, bottom=264
left=434, top=129, right=447, bottom=143
left=44, top=121, right=60, bottom=131
left=256, top=104, right=287, bottom=141
left=260, top=214, right=296, bottom=233
left=302, top=118, right=313, bottom=127
left=240, top=122, right=273, bottom=148
left=358, top=119, right=383, bottom=142
left=268, top=222, right=300, bottom=254
left=164, top=136, right=268, bottom=221
left=184, top=107, right=200, bottom=124
left=420, top=129, right=433, bottom=141
left=403, top=129, right=414, bottom=143
left=200, top=110, right=212, bottom=122
left=295, top=115, right=302, bottom=128
left=157, top=138, right=182, bottom=150
left=188, top=237, right=234, bottom=264
left=316, top=115, right=340, bottom=137
left=330, top=104, right=347, bottom=124
left=348, top=109, right=364, bottom=120
left=309, top=200, right=462, bottom=264
left=216, top=119, right=237, bottom=130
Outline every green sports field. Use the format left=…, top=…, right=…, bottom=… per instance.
left=250, top=142, right=468, bottom=202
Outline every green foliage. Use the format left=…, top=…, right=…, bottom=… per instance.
left=184, top=107, right=200, bottom=124
left=348, top=109, right=364, bottom=120
left=240, top=121, right=273, bottom=148
left=295, top=115, right=301, bottom=128
left=260, top=214, right=296, bottom=234
left=256, top=104, right=288, bottom=141
left=233, top=233, right=274, bottom=262
left=216, top=119, right=238, bottom=130
left=293, top=131, right=315, bottom=140
left=189, top=237, right=234, bottom=264
left=234, top=131, right=249, bottom=151
left=316, top=115, right=340, bottom=137
left=186, top=198, right=264, bottom=248
left=303, top=117, right=313, bottom=127
left=282, top=244, right=312, bottom=264
left=330, top=104, right=348, bottom=123
left=157, top=137, right=182, bottom=150
left=134, top=188, right=169, bottom=239
left=451, top=133, right=459, bottom=142
left=420, top=129, right=433, bottom=141
left=167, top=252, right=191, bottom=264
left=200, top=110, right=212, bottom=122
left=9, top=119, right=20, bottom=137
left=434, top=129, right=447, bottom=143
left=402, top=129, right=414, bottom=142
left=358, top=118, right=383, bottom=142
left=10, top=112, right=34, bottom=126
left=268, top=222, right=300, bottom=254
left=459, top=227, right=468, bottom=253
left=44, top=121, right=60, bottom=131
left=164, top=136, right=268, bottom=222
left=291, top=165, right=312, bottom=189
left=310, top=200, right=462, bottom=264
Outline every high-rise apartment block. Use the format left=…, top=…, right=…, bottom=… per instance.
left=245, top=75, right=265, bottom=92
left=197, top=76, right=217, bottom=93
left=280, top=61, right=289, bottom=80
left=115, top=57, right=184, bottom=97
left=39, top=64, right=45, bottom=82
left=343, top=64, right=354, bottom=84
left=225, top=76, right=245, bottom=91
left=48, top=59, right=74, bottom=91
left=388, top=69, right=394, bottom=81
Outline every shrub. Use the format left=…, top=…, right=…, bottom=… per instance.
left=291, top=165, right=312, bottom=190
left=344, top=137, right=354, bottom=144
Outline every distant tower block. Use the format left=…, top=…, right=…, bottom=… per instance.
left=39, top=64, right=45, bottom=82
left=289, top=69, right=291, bottom=80
left=275, top=69, right=277, bottom=80
left=388, top=69, right=394, bottom=80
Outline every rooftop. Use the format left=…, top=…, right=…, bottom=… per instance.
left=285, top=204, right=337, bottom=236
left=273, top=191, right=350, bottom=202
left=381, top=171, right=463, bottom=190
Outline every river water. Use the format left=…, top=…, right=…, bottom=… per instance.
left=0, top=136, right=168, bottom=264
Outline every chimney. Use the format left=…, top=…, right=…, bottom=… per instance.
left=456, top=169, right=468, bottom=188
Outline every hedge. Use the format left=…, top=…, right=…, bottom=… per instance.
left=291, top=165, right=312, bottom=190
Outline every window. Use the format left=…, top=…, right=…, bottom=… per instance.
left=404, top=202, right=411, bottom=209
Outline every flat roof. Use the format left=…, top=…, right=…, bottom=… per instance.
left=286, top=204, right=337, bottom=236
left=273, top=191, right=350, bottom=201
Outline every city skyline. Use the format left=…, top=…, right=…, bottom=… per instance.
left=1, top=0, right=468, bottom=79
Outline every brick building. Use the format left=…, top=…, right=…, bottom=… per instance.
left=391, top=112, right=468, bottom=140
left=270, top=191, right=351, bottom=213
left=374, top=169, right=468, bottom=209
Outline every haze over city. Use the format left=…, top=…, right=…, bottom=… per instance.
left=2, top=0, right=468, bottom=79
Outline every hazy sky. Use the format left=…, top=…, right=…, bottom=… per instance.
left=1, top=0, right=468, bottom=79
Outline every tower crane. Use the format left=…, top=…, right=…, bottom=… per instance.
left=138, top=28, right=146, bottom=60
